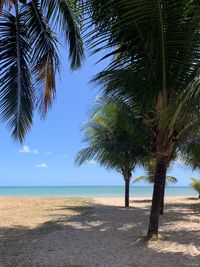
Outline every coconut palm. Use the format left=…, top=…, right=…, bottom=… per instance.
left=0, top=0, right=84, bottom=141
left=75, top=102, right=151, bottom=207
left=86, top=0, right=200, bottom=239
left=191, top=178, right=200, bottom=199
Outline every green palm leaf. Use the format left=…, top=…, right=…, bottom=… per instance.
left=179, top=132, right=200, bottom=170
left=0, top=0, right=13, bottom=14
left=133, top=159, right=177, bottom=185
left=191, top=178, right=200, bottom=198
left=0, top=0, right=84, bottom=142
left=133, top=175, right=177, bottom=185
left=0, top=10, right=33, bottom=142
left=42, top=0, right=84, bottom=70
left=86, top=0, right=200, bottom=236
left=59, top=0, right=84, bottom=69
left=75, top=102, right=151, bottom=174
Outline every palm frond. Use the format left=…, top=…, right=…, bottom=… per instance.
left=179, top=133, right=200, bottom=170
left=23, top=0, right=60, bottom=116
left=0, top=0, right=13, bottom=14
left=75, top=146, right=97, bottom=166
left=133, top=175, right=177, bottom=185
left=87, top=1, right=200, bottom=138
left=166, top=176, right=177, bottom=185
left=0, top=10, right=33, bottom=142
left=58, top=0, right=84, bottom=69
left=0, top=0, right=3, bottom=14
left=133, top=176, right=154, bottom=184
left=191, top=178, right=200, bottom=195
left=42, top=0, right=84, bottom=69
left=75, top=102, right=151, bottom=176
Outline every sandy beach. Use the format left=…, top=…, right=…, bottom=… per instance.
left=0, top=196, right=199, bottom=267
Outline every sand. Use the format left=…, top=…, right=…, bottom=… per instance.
left=0, top=196, right=199, bottom=267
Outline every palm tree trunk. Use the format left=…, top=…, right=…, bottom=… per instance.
left=198, top=192, right=200, bottom=199
left=160, top=178, right=166, bottom=215
left=124, top=177, right=130, bottom=207
left=147, top=153, right=168, bottom=239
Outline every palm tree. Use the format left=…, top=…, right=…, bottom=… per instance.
left=86, top=0, right=200, bottom=239
left=0, top=0, right=84, bottom=141
left=133, top=159, right=177, bottom=214
left=191, top=178, right=200, bottom=199
left=76, top=102, right=150, bottom=207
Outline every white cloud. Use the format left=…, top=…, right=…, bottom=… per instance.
left=57, top=154, right=68, bottom=158
left=86, top=159, right=97, bottom=164
left=46, top=151, right=53, bottom=155
left=36, top=163, right=47, bottom=168
left=19, top=145, right=38, bottom=154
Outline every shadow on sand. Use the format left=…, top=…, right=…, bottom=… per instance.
left=0, top=199, right=200, bottom=267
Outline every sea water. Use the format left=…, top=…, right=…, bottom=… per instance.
left=0, top=186, right=197, bottom=197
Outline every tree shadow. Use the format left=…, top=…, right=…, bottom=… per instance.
left=0, top=199, right=199, bottom=267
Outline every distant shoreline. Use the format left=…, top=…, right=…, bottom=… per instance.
left=0, top=196, right=197, bottom=199
left=0, top=185, right=191, bottom=187
left=0, top=185, right=196, bottom=198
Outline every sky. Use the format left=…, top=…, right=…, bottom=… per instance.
left=0, top=46, right=199, bottom=187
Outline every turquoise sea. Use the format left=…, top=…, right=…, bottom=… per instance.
left=0, top=186, right=197, bottom=198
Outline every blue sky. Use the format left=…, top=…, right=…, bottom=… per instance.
left=0, top=47, right=199, bottom=186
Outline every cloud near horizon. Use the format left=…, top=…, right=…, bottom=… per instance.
left=36, top=163, right=47, bottom=168
left=19, top=145, right=38, bottom=154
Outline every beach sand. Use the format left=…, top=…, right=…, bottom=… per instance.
left=0, top=196, right=199, bottom=267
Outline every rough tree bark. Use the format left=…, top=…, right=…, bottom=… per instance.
left=160, top=177, right=166, bottom=215
left=147, top=152, right=168, bottom=239
left=124, top=177, right=130, bottom=207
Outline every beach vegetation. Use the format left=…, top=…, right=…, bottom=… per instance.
left=191, top=178, right=200, bottom=199
left=0, top=0, right=84, bottom=141
left=76, top=101, right=151, bottom=207
left=85, top=0, right=200, bottom=239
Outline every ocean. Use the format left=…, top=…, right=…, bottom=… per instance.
left=0, top=186, right=197, bottom=198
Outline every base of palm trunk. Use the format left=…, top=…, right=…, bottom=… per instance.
left=146, top=233, right=166, bottom=241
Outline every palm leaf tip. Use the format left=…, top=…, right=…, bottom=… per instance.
left=166, top=176, right=177, bottom=184
left=58, top=0, right=84, bottom=70
left=75, top=147, right=96, bottom=166
left=34, top=55, right=57, bottom=116
left=191, top=178, right=200, bottom=193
